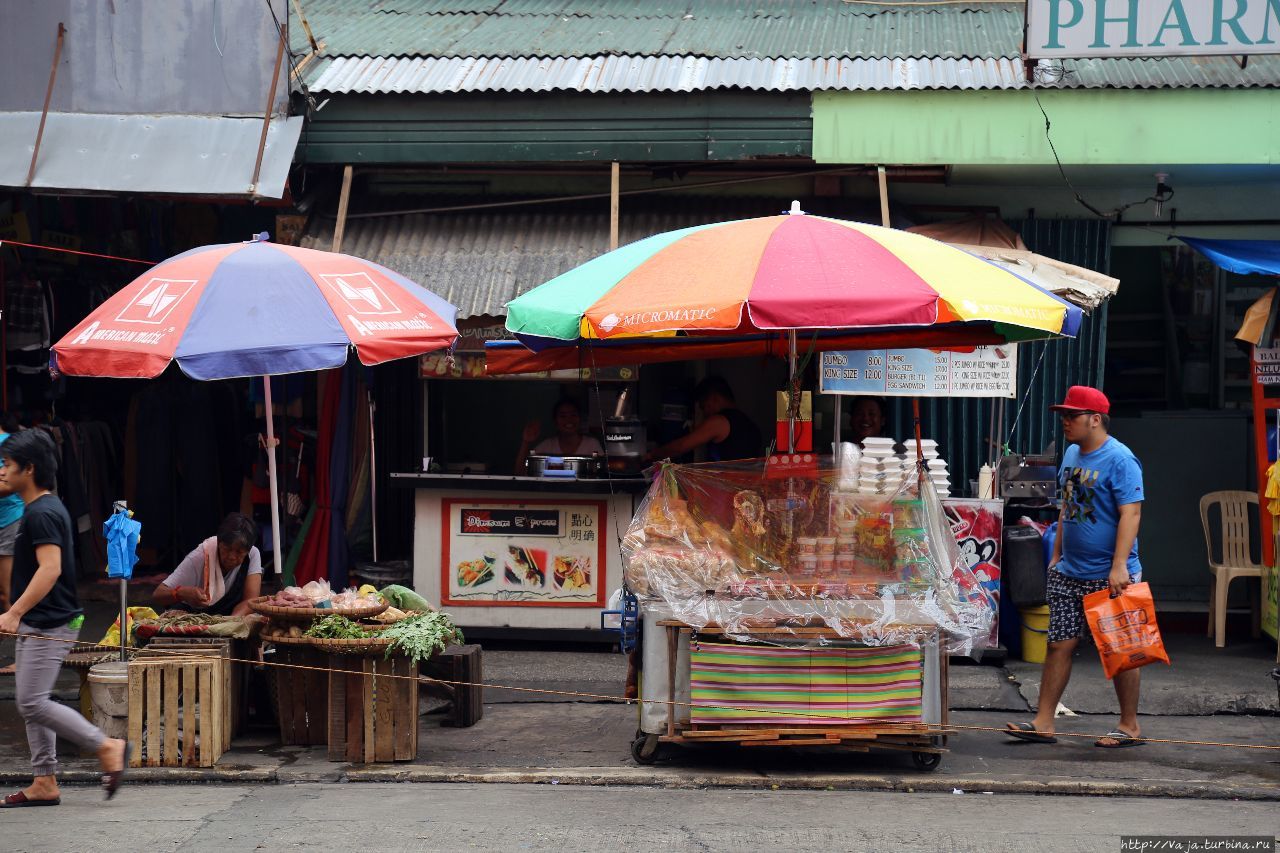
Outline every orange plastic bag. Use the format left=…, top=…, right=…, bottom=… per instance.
left=1082, top=582, right=1171, bottom=679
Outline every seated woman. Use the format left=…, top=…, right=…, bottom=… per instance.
left=153, top=513, right=263, bottom=617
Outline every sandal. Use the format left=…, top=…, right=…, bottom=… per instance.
left=1095, top=729, right=1145, bottom=749
left=1005, top=721, right=1057, bottom=744
left=0, top=791, right=60, bottom=808
left=101, top=740, right=130, bottom=800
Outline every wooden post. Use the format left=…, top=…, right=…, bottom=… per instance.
left=249, top=27, right=287, bottom=196
left=609, top=162, right=621, bottom=251
left=877, top=165, right=891, bottom=228
left=331, top=165, right=354, bottom=253
left=26, top=23, right=66, bottom=187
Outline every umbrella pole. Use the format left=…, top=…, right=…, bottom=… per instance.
left=912, top=398, right=925, bottom=493
left=369, top=389, right=378, bottom=563
left=263, top=377, right=284, bottom=574
left=788, top=329, right=798, bottom=453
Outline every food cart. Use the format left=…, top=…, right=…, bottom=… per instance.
left=623, top=454, right=990, bottom=768
left=492, top=203, right=1085, bottom=764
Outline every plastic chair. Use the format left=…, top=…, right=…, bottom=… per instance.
left=1198, top=491, right=1264, bottom=648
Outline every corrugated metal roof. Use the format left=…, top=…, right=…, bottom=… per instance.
left=0, top=112, right=302, bottom=198
left=308, top=55, right=1029, bottom=93
left=295, top=2, right=1025, bottom=60
left=300, top=198, right=875, bottom=318
left=307, top=53, right=1280, bottom=93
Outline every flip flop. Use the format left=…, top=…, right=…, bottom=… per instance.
left=0, top=791, right=60, bottom=808
left=0, top=664, right=16, bottom=676
left=1005, top=721, right=1058, bottom=744
left=101, top=740, right=130, bottom=800
left=1095, top=729, right=1145, bottom=749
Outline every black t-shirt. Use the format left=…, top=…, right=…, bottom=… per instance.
left=710, top=408, right=765, bottom=461
left=11, top=494, right=81, bottom=629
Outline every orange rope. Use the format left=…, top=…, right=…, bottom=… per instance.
left=0, top=239, right=156, bottom=266
left=9, top=629, right=1279, bottom=752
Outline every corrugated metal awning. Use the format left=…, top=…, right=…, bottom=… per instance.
left=306, top=53, right=1280, bottom=95
left=1, top=112, right=304, bottom=199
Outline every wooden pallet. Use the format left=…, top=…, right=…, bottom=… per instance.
left=327, top=654, right=419, bottom=763
left=272, top=644, right=330, bottom=746
left=139, top=639, right=237, bottom=751
left=127, top=656, right=224, bottom=768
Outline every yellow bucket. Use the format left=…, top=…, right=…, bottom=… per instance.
left=1019, top=605, right=1051, bottom=664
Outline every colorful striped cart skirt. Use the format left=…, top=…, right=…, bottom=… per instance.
left=689, top=642, right=924, bottom=726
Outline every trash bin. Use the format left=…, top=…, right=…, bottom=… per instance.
left=87, top=661, right=130, bottom=740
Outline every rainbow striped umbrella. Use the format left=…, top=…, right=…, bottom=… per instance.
left=504, top=206, right=1081, bottom=356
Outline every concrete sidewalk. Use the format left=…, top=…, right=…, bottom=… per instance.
left=0, top=625, right=1276, bottom=800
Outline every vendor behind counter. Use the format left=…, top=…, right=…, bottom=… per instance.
left=514, top=397, right=604, bottom=474
left=153, top=512, right=263, bottom=617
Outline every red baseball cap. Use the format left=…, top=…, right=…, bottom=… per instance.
left=1049, top=385, right=1110, bottom=415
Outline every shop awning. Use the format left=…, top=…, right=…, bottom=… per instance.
left=1180, top=237, right=1280, bottom=278
left=0, top=112, right=303, bottom=199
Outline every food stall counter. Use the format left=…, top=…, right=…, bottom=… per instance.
left=392, top=472, right=650, bottom=633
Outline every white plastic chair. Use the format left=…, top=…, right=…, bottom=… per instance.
left=1198, top=491, right=1264, bottom=648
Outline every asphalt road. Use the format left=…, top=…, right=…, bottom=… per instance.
left=3, top=783, right=1275, bottom=853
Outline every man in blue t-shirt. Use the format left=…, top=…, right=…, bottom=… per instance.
left=1007, top=386, right=1146, bottom=749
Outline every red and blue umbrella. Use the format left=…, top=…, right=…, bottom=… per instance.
left=52, top=233, right=459, bottom=575
left=52, top=233, right=458, bottom=379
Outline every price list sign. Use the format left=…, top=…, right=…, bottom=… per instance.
left=1253, top=347, right=1280, bottom=386
left=820, top=346, right=1018, bottom=399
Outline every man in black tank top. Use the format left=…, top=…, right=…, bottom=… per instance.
left=646, top=375, right=764, bottom=463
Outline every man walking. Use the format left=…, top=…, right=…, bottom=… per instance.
left=1007, top=386, right=1146, bottom=748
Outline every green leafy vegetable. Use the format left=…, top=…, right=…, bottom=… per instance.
left=381, top=612, right=462, bottom=665
left=305, top=614, right=371, bottom=640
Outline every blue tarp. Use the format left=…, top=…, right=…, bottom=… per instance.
left=1180, top=238, right=1280, bottom=277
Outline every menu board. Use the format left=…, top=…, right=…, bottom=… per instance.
left=441, top=499, right=606, bottom=608
left=1253, top=347, right=1280, bottom=386
left=819, top=346, right=1018, bottom=398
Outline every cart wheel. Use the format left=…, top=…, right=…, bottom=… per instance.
left=911, top=751, right=942, bottom=772
left=631, top=733, right=660, bottom=765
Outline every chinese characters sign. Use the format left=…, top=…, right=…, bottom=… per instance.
left=441, top=499, right=606, bottom=608
left=819, top=346, right=1017, bottom=398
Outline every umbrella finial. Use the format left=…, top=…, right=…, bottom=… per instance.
left=251, top=231, right=271, bottom=243
left=788, top=200, right=805, bottom=216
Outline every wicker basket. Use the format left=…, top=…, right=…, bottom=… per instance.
left=247, top=596, right=387, bottom=621
left=305, top=636, right=395, bottom=655
left=261, top=633, right=315, bottom=646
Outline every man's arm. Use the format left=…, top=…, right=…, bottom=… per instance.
left=0, top=544, right=63, bottom=633
left=1049, top=503, right=1065, bottom=568
left=647, top=414, right=730, bottom=462
left=1109, top=502, right=1142, bottom=595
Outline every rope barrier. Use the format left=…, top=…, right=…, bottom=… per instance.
left=7, top=628, right=1279, bottom=753
left=0, top=239, right=157, bottom=266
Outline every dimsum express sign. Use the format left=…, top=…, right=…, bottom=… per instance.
left=459, top=508, right=562, bottom=536
left=1027, top=0, right=1280, bottom=58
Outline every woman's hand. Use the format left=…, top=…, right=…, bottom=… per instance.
left=0, top=609, right=19, bottom=636
left=176, top=585, right=211, bottom=607
left=521, top=421, right=541, bottom=445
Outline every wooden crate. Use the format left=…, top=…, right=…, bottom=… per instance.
left=327, top=654, right=418, bottom=763
left=272, top=644, right=330, bottom=746
left=140, top=639, right=236, bottom=750
left=423, top=644, right=484, bottom=728
left=127, top=656, right=225, bottom=768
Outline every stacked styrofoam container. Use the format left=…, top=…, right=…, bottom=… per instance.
left=913, top=439, right=951, bottom=498
left=855, top=437, right=901, bottom=496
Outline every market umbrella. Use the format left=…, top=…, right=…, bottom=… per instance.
left=52, top=233, right=459, bottom=572
left=495, top=204, right=1082, bottom=375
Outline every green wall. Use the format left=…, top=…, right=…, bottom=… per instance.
left=813, top=89, right=1280, bottom=166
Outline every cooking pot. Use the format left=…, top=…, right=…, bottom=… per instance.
left=526, top=454, right=603, bottom=478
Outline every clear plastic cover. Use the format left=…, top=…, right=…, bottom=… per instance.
left=621, top=455, right=995, bottom=655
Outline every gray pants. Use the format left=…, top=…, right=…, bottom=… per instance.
left=16, top=622, right=105, bottom=776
